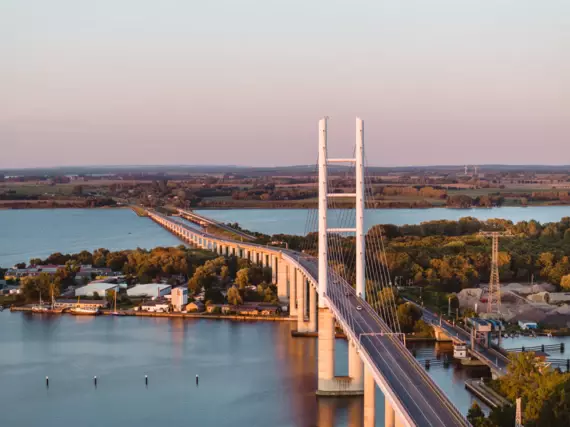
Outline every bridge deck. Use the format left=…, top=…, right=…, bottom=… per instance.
left=149, top=210, right=470, bottom=426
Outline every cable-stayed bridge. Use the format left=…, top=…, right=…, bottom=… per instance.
left=145, top=118, right=470, bottom=427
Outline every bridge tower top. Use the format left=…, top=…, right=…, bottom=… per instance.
left=317, top=117, right=365, bottom=308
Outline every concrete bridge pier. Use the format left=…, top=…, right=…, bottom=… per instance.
left=316, top=307, right=363, bottom=396
left=348, top=343, right=363, bottom=391
left=289, top=266, right=297, bottom=316
left=277, top=258, right=288, bottom=300
left=308, top=285, right=317, bottom=332
left=296, top=270, right=309, bottom=333
left=364, top=367, right=376, bottom=427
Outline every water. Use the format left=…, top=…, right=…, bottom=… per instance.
left=411, top=342, right=491, bottom=410
left=196, top=206, right=570, bottom=235
left=2, top=206, right=569, bottom=267
left=0, top=311, right=485, bottom=427
left=0, top=209, right=182, bottom=268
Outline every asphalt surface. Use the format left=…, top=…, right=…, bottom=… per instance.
left=153, top=211, right=470, bottom=426
left=292, top=254, right=470, bottom=427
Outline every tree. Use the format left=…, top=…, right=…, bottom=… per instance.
left=188, top=266, right=217, bottom=293
left=396, top=302, right=422, bottom=333
left=467, top=402, right=485, bottom=426
left=535, top=378, right=570, bottom=427
left=220, top=265, right=230, bottom=281
left=498, top=352, right=570, bottom=425
left=235, top=268, right=251, bottom=289
left=227, top=286, right=242, bottom=306
left=20, top=273, right=60, bottom=302
left=561, top=274, right=570, bottom=291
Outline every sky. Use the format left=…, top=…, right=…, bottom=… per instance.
left=1, top=0, right=569, bottom=168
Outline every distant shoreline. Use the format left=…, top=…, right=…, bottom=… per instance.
left=1, top=203, right=569, bottom=211
left=9, top=306, right=295, bottom=322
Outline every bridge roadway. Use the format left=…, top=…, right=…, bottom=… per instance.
left=148, top=210, right=469, bottom=426
left=407, top=301, right=509, bottom=375
left=177, top=208, right=256, bottom=241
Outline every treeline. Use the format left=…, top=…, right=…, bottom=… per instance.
left=468, top=352, right=570, bottom=426
left=267, top=217, right=570, bottom=294
left=374, top=186, right=447, bottom=199
left=232, top=183, right=316, bottom=201
left=373, top=217, right=570, bottom=292
left=28, top=246, right=217, bottom=284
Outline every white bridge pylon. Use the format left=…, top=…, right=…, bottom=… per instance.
left=318, top=117, right=365, bottom=307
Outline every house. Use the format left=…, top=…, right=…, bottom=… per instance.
left=206, top=304, right=231, bottom=314
left=139, top=300, right=170, bottom=313
left=127, top=284, right=171, bottom=299
left=171, top=287, right=189, bottom=311
left=236, top=306, right=259, bottom=316
left=260, top=307, right=280, bottom=316
left=53, top=299, right=108, bottom=310
left=2, top=284, right=21, bottom=295
left=186, top=301, right=205, bottom=312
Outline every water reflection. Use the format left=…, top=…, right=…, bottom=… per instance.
left=316, top=397, right=364, bottom=427
left=1, top=312, right=495, bottom=426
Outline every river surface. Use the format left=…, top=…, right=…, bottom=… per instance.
left=0, top=311, right=486, bottom=427
left=196, top=206, right=570, bottom=235
left=0, top=209, right=181, bottom=268
left=2, top=206, right=570, bottom=425
left=2, top=206, right=570, bottom=267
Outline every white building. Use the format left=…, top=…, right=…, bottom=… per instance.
left=518, top=320, right=538, bottom=330
left=75, top=282, right=120, bottom=297
left=139, top=301, right=170, bottom=313
left=127, top=284, right=171, bottom=299
left=171, top=287, right=188, bottom=311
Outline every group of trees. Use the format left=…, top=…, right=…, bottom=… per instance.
left=259, top=217, right=570, bottom=298
left=468, top=352, right=570, bottom=426
left=28, top=246, right=217, bottom=284
left=375, top=186, right=447, bottom=199
left=361, top=217, right=570, bottom=293
left=185, top=255, right=278, bottom=306
left=232, top=184, right=317, bottom=202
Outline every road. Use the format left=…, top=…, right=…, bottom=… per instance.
left=151, top=211, right=470, bottom=426
left=291, top=253, right=470, bottom=426
left=177, top=209, right=257, bottom=241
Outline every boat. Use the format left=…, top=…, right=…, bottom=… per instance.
left=32, top=288, right=63, bottom=314
left=110, top=290, right=125, bottom=316
left=69, top=296, right=101, bottom=316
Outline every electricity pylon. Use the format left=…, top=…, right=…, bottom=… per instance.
left=479, top=230, right=511, bottom=314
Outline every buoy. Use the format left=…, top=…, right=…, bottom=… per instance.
left=195, top=374, right=199, bottom=385
left=46, top=376, right=49, bottom=388
left=145, top=375, right=148, bottom=386
left=94, top=376, right=97, bottom=387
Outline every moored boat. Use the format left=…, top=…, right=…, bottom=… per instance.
left=70, top=295, right=101, bottom=316
left=32, top=289, right=63, bottom=314
left=110, top=290, right=125, bottom=316
left=70, top=306, right=101, bottom=316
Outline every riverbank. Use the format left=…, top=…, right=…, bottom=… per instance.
left=9, top=306, right=295, bottom=322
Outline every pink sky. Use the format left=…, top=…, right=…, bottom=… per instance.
left=1, top=0, right=569, bottom=168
